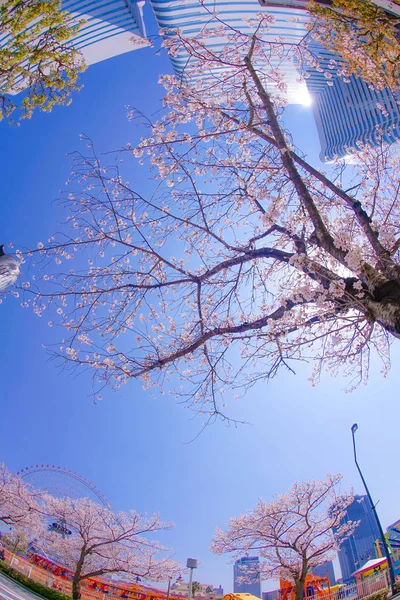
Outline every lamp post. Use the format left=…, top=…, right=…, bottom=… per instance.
left=0, top=246, right=20, bottom=291
left=166, top=574, right=182, bottom=600
left=166, top=574, right=181, bottom=600
left=351, top=423, right=396, bottom=596
left=166, top=578, right=172, bottom=600
left=187, top=558, right=198, bottom=600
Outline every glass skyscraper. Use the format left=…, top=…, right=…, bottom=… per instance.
left=306, top=70, right=400, bottom=161
left=234, top=556, right=262, bottom=597
left=335, top=495, right=381, bottom=583
left=149, top=0, right=400, bottom=160
left=253, top=1, right=400, bottom=161
left=148, top=0, right=312, bottom=103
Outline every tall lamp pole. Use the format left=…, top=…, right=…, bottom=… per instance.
left=351, top=424, right=396, bottom=595
left=166, top=578, right=172, bottom=600
left=187, top=558, right=198, bottom=600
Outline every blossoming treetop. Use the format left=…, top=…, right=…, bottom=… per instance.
left=25, top=12, right=400, bottom=418
left=0, top=463, right=43, bottom=534
left=39, top=496, right=180, bottom=600
left=212, top=474, right=355, bottom=600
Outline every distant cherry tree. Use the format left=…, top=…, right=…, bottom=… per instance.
left=0, top=463, right=42, bottom=534
left=39, top=495, right=179, bottom=599
left=212, top=474, right=355, bottom=600
left=26, top=11, right=400, bottom=418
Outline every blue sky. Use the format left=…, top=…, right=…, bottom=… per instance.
left=1, top=14, right=400, bottom=596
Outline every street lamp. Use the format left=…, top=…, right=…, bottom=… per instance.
left=166, top=574, right=182, bottom=600
left=187, top=558, right=198, bottom=600
left=351, top=423, right=396, bottom=596
left=0, top=246, right=20, bottom=291
left=166, top=578, right=172, bottom=600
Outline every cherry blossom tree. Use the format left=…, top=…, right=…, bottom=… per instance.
left=0, top=463, right=43, bottom=534
left=211, top=474, right=355, bottom=600
left=39, top=495, right=180, bottom=599
left=25, top=12, right=400, bottom=418
left=308, top=0, right=400, bottom=90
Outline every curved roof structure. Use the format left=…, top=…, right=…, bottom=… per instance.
left=62, top=0, right=148, bottom=66
left=1, top=0, right=149, bottom=96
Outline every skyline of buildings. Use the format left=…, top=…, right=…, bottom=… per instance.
left=234, top=557, right=261, bottom=597
left=6, top=0, right=400, bottom=162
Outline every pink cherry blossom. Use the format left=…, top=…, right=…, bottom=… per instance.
left=212, top=474, right=356, bottom=600
left=0, top=463, right=43, bottom=536
left=23, top=13, right=400, bottom=418
left=39, top=495, right=181, bottom=599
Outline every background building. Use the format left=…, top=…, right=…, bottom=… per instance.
left=60, top=0, right=148, bottom=66
left=259, top=0, right=400, bottom=161
left=148, top=0, right=400, bottom=161
left=1, top=0, right=148, bottom=92
left=171, top=578, right=224, bottom=598
left=148, top=0, right=313, bottom=103
left=312, top=561, right=336, bottom=585
left=334, top=495, right=381, bottom=583
left=262, top=590, right=279, bottom=600
left=306, top=71, right=400, bottom=161
left=234, top=557, right=261, bottom=597
left=386, top=520, right=400, bottom=563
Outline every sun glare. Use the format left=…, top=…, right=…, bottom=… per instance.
left=298, top=89, right=313, bottom=107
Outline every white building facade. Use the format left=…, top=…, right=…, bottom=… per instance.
left=61, top=0, right=148, bottom=66
left=1, top=0, right=148, bottom=90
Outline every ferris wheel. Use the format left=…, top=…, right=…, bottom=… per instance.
left=17, top=464, right=109, bottom=507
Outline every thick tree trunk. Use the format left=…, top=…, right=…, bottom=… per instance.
left=72, top=552, right=85, bottom=600
left=244, top=55, right=347, bottom=268
left=243, top=52, right=400, bottom=296
left=365, top=279, right=400, bottom=337
left=367, top=298, right=400, bottom=337
left=294, top=578, right=305, bottom=600
left=72, top=575, right=81, bottom=600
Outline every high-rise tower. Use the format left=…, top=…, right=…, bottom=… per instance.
left=148, top=0, right=312, bottom=103
left=335, top=495, right=381, bottom=583
left=234, top=556, right=261, bottom=597
left=306, top=71, right=400, bottom=161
